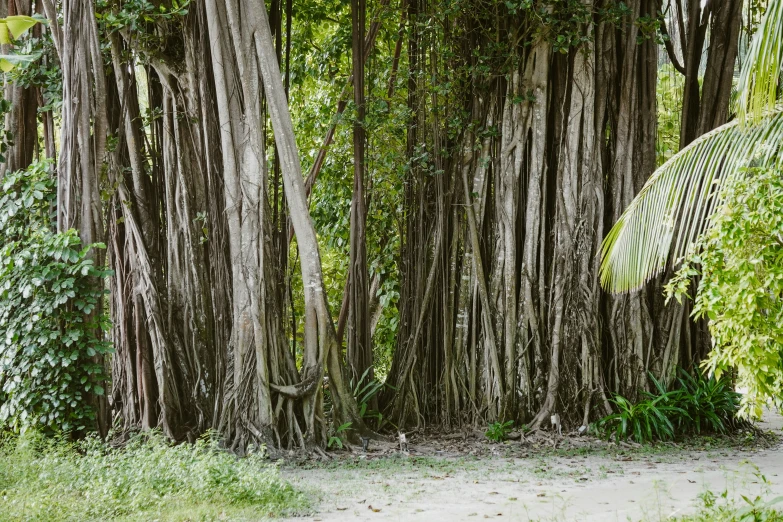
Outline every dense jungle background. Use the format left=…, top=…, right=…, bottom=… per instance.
left=0, top=0, right=781, bottom=454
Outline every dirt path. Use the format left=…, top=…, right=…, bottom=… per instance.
left=281, top=412, right=783, bottom=521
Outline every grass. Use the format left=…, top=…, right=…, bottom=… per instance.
left=0, top=431, right=309, bottom=521
left=669, top=491, right=783, bottom=521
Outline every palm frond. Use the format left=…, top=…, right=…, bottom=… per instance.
left=600, top=106, right=783, bottom=292
left=738, top=0, right=783, bottom=124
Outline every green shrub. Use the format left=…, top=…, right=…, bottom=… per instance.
left=674, top=369, right=746, bottom=435
left=0, top=431, right=308, bottom=521
left=598, top=370, right=744, bottom=443
left=0, top=161, right=111, bottom=434
left=598, top=374, right=685, bottom=443
left=667, top=168, right=783, bottom=418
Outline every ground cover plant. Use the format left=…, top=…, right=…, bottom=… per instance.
left=0, top=431, right=308, bottom=521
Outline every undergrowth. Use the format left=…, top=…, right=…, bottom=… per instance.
left=598, top=369, right=748, bottom=444
left=671, top=470, right=783, bottom=522
left=0, top=431, right=308, bottom=521
left=672, top=493, right=783, bottom=522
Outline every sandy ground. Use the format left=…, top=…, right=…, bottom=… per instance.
left=281, top=411, right=783, bottom=521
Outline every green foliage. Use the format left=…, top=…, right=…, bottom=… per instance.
left=96, top=0, right=190, bottom=52
left=485, top=420, right=514, bottom=442
left=667, top=168, right=783, bottom=419
left=327, top=422, right=352, bottom=450
left=656, top=63, right=684, bottom=166
left=598, top=370, right=743, bottom=443
left=351, top=367, right=394, bottom=430
left=0, top=431, right=308, bottom=521
left=598, top=375, right=684, bottom=443
left=286, top=0, right=405, bottom=364
left=0, top=162, right=112, bottom=434
left=5, top=24, right=62, bottom=115
left=0, top=15, right=45, bottom=73
left=0, top=99, right=13, bottom=164
left=502, top=0, right=632, bottom=54
left=673, top=369, right=746, bottom=435
left=675, top=471, right=783, bottom=522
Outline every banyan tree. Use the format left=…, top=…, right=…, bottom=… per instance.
left=2, top=0, right=751, bottom=448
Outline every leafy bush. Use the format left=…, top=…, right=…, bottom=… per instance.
left=667, top=168, right=783, bottom=418
left=598, top=370, right=743, bottom=443
left=485, top=420, right=514, bottom=442
left=674, top=369, right=746, bottom=435
left=598, top=374, right=684, bottom=443
left=0, top=162, right=111, bottom=433
left=0, top=431, right=308, bottom=521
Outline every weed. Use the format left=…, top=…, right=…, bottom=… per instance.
left=671, top=489, right=783, bottom=521
left=485, top=420, right=514, bottom=442
left=327, top=421, right=352, bottom=449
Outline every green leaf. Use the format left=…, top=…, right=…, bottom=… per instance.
left=4, top=15, right=39, bottom=38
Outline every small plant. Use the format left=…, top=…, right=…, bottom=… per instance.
left=327, top=422, right=352, bottom=449
left=674, top=368, right=746, bottom=435
left=485, top=420, right=514, bottom=442
left=351, top=367, right=394, bottom=430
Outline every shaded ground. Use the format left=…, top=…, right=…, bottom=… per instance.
left=281, top=411, right=783, bottom=521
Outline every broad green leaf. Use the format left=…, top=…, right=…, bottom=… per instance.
left=5, top=15, right=38, bottom=39
left=0, top=52, right=40, bottom=73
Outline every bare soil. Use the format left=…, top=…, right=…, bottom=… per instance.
left=280, top=411, right=783, bottom=521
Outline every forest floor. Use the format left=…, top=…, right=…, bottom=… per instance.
left=280, top=411, right=783, bottom=521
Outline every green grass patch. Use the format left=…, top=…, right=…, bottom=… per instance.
left=670, top=491, right=783, bottom=521
left=0, top=431, right=309, bottom=521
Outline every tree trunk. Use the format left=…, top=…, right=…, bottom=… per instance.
left=347, top=0, right=372, bottom=387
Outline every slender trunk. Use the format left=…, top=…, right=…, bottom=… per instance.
left=348, top=0, right=372, bottom=386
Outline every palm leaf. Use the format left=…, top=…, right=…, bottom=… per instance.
left=738, top=0, right=783, bottom=124
left=601, top=107, right=783, bottom=292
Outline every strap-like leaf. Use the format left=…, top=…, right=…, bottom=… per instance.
left=738, top=0, right=783, bottom=124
